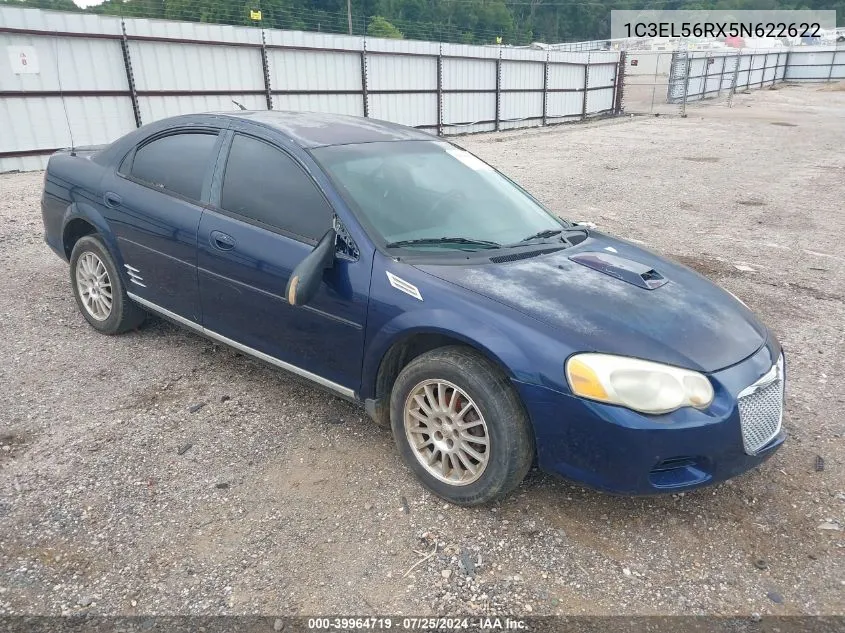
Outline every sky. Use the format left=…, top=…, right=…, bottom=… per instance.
left=73, top=0, right=106, bottom=7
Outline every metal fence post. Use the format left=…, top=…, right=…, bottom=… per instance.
left=772, top=53, right=777, bottom=86
left=120, top=19, right=142, bottom=128
left=717, top=55, right=726, bottom=96
left=827, top=50, right=836, bottom=82
left=681, top=55, right=691, bottom=117
left=747, top=53, right=754, bottom=89
left=581, top=56, right=589, bottom=120
left=773, top=52, right=780, bottom=86
left=650, top=53, right=662, bottom=113
left=360, top=43, right=369, bottom=118
left=260, top=29, right=273, bottom=110
left=771, top=53, right=777, bottom=86
left=667, top=50, right=680, bottom=105
left=727, top=53, right=740, bottom=108
left=542, top=53, right=549, bottom=126
left=613, top=50, right=626, bottom=115
left=762, top=53, right=770, bottom=88
left=436, top=46, right=443, bottom=136
left=495, top=52, right=502, bottom=132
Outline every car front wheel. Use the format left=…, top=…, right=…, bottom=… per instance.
left=69, top=235, right=145, bottom=335
left=390, top=346, right=534, bottom=506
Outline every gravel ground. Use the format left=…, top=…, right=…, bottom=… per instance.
left=0, top=83, right=843, bottom=618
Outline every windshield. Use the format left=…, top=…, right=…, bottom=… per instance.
left=311, top=141, right=566, bottom=250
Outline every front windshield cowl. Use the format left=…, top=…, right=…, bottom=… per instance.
left=385, top=236, right=503, bottom=251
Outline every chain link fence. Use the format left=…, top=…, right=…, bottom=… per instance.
left=618, top=47, right=839, bottom=117
left=619, top=51, right=686, bottom=116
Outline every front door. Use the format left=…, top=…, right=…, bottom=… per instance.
left=197, top=132, right=370, bottom=394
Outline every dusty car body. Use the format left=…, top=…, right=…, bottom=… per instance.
left=41, top=112, right=786, bottom=504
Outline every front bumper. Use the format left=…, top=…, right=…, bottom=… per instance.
left=516, top=339, right=786, bottom=495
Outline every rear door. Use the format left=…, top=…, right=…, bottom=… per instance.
left=197, top=131, right=370, bottom=394
left=103, top=128, right=224, bottom=321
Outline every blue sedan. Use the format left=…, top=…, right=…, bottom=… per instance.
left=40, top=112, right=786, bottom=505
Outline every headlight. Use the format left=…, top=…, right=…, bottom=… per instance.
left=565, top=353, right=714, bottom=415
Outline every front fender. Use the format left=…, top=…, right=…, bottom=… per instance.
left=360, top=255, right=578, bottom=402
left=360, top=307, right=536, bottom=401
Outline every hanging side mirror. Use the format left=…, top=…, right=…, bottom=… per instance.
left=286, top=229, right=336, bottom=307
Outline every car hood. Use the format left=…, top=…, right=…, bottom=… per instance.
left=415, top=232, right=768, bottom=373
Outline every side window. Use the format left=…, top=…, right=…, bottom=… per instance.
left=220, top=134, right=333, bottom=242
left=129, top=132, right=218, bottom=201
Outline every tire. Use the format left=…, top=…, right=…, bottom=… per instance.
left=390, top=346, right=534, bottom=506
left=69, top=235, right=145, bottom=335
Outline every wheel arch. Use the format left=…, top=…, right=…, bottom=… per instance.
left=61, top=202, right=122, bottom=266
left=62, top=217, right=97, bottom=259
left=362, top=317, right=532, bottom=429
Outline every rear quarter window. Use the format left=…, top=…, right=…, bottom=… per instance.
left=129, top=132, right=218, bottom=201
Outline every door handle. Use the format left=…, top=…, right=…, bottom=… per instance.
left=103, top=192, right=122, bottom=208
left=210, top=230, right=236, bottom=251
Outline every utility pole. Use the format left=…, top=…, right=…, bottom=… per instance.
left=347, top=0, right=353, bottom=34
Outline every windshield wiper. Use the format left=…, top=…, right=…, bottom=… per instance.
left=517, top=228, right=563, bottom=243
left=505, top=225, right=590, bottom=248
left=385, top=237, right=502, bottom=249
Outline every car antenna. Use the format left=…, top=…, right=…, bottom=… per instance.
left=54, top=39, right=76, bottom=156
left=232, top=100, right=248, bottom=111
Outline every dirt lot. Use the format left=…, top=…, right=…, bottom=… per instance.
left=0, top=84, right=843, bottom=618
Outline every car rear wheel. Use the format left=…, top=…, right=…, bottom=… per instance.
left=69, top=235, right=145, bottom=335
left=390, top=346, right=534, bottom=506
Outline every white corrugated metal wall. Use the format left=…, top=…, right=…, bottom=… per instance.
left=0, top=6, right=627, bottom=172
left=786, top=49, right=845, bottom=81
left=2, top=6, right=841, bottom=173
left=0, top=9, right=130, bottom=172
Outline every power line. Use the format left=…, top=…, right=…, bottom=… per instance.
left=36, top=1, right=666, bottom=44
left=99, top=7, right=530, bottom=42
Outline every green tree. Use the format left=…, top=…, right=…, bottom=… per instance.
left=3, top=0, right=843, bottom=44
left=367, top=14, right=403, bottom=38
left=0, top=0, right=82, bottom=11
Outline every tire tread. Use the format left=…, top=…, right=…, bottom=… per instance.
left=70, top=235, right=145, bottom=335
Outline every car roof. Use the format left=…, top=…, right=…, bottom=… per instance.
left=213, top=110, right=435, bottom=148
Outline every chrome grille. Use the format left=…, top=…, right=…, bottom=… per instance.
left=737, top=355, right=785, bottom=455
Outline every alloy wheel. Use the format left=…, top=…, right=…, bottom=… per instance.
left=403, top=379, right=490, bottom=486
left=75, top=252, right=113, bottom=321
